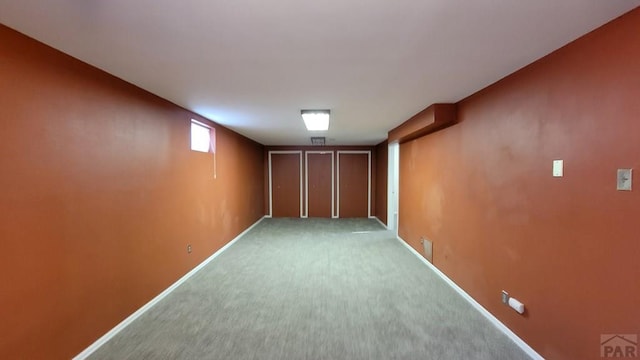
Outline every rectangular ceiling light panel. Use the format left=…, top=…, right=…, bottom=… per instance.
left=302, top=110, right=330, bottom=131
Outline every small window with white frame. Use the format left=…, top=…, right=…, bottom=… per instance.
left=190, top=120, right=211, bottom=152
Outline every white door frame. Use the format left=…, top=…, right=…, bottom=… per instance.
left=387, top=142, right=400, bottom=233
left=305, top=151, right=335, bottom=218
left=336, top=150, right=372, bottom=218
left=268, top=151, right=303, bottom=218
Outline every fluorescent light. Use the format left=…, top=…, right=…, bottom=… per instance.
left=302, top=110, right=330, bottom=131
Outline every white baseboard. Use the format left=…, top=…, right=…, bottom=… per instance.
left=73, top=216, right=266, bottom=360
left=371, top=216, right=387, bottom=228
left=395, top=236, right=544, bottom=360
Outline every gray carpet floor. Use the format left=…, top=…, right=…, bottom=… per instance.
left=88, top=218, right=531, bottom=360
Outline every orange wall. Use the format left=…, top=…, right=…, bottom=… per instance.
left=398, top=8, right=640, bottom=360
left=375, top=141, right=388, bottom=224
left=0, top=25, right=264, bottom=359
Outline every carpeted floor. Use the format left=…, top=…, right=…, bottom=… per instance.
left=88, top=218, right=531, bottom=360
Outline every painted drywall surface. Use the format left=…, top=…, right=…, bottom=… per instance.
left=398, top=8, right=640, bottom=360
left=375, top=141, right=388, bottom=224
left=0, top=25, right=264, bottom=359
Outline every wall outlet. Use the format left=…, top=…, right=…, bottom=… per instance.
left=187, top=244, right=192, bottom=254
left=501, top=290, right=509, bottom=304
left=421, top=237, right=433, bottom=263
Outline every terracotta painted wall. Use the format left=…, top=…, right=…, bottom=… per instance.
left=264, top=146, right=377, bottom=218
left=0, top=25, right=264, bottom=359
left=375, top=141, right=388, bottom=225
left=398, top=9, right=640, bottom=360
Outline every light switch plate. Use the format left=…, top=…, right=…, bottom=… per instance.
left=553, top=160, right=563, bottom=177
left=617, top=169, right=632, bottom=191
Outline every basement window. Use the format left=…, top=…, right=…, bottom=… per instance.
left=190, top=120, right=211, bottom=152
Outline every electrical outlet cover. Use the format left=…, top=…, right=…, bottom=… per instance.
left=501, top=291, right=509, bottom=304
left=617, top=169, right=632, bottom=191
left=553, top=160, right=563, bottom=177
left=422, top=237, right=433, bottom=263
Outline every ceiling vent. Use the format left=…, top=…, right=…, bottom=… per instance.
left=310, top=137, right=326, bottom=146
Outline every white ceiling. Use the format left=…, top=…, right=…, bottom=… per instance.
left=1, top=1, right=638, bottom=145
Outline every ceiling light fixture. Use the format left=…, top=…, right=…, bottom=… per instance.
left=301, top=109, right=330, bottom=131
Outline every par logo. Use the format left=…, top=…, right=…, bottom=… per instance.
left=601, top=334, right=638, bottom=358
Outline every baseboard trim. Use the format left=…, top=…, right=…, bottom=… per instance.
left=395, top=236, right=544, bottom=360
left=371, top=216, right=387, bottom=228
left=73, top=216, right=267, bottom=360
